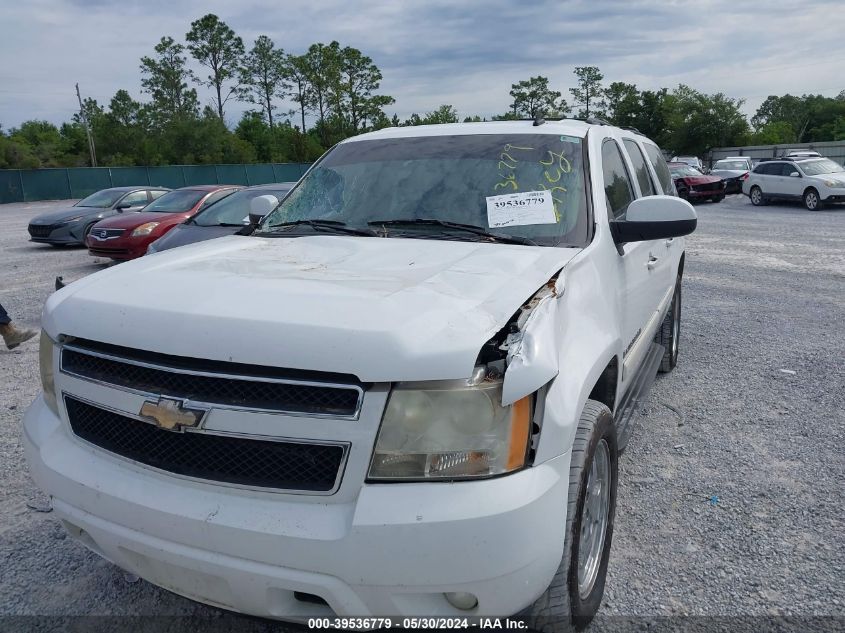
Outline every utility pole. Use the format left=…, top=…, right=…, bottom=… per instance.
left=75, top=83, right=97, bottom=167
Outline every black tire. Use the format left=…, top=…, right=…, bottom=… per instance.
left=749, top=186, right=765, bottom=206
left=803, top=188, right=823, bottom=211
left=657, top=277, right=682, bottom=372
left=81, top=222, right=98, bottom=244
left=710, top=195, right=724, bottom=203
left=523, top=400, right=618, bottom=632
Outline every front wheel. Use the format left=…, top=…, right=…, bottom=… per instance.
left=710, top=195, right=724, bottom=203
left=750, top=186, right=764, bottom=206
left=523, top=400, right=618, bottom=631
left=804, top=188, right=823, bottom=211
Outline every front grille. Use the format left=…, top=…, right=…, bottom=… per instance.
left=697, top=181, right=724, bottom=193
left=65, top=396, right=346, bottom=492
left=28, top=223, right=56, bottom=238
left=61, top=344, right=362, bottom=417
left=89, top=228, right=125, bottom=240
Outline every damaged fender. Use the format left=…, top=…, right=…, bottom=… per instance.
left=501, top=275, right=565, bottom=406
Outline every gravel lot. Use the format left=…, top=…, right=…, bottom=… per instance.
left=1, top=195, right=843, bottom=628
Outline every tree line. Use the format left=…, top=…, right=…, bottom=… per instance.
left=1, top=18, right=844, bottom=171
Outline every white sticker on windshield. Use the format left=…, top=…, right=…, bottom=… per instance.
left=486, top=190, right=557, bottom=228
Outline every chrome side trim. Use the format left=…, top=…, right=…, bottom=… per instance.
left=622, top=284, right=674, bottom=381
left=62, top=393, right=350, bottom=496
left=60, top=344, right=364, bottom=420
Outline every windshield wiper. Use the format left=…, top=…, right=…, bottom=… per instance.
left=258, top=219, right=377, bottom=237
left=367, top=218, right=537, bottom=246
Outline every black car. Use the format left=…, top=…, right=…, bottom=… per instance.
left=146, top=182, right=295, bottom=254
left=27, top=186, right=170, bottom=245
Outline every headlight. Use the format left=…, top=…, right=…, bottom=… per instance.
left=823, top=179, right=844, bottom=188
left=368, top=374, right=532, bottom=480
left=39, top=331, right=59, bottom=416
left=131, top=222, right=160, bottom=236
left=60, top=215, right=84, bottom=224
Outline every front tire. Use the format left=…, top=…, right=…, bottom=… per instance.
left=750, top=186, right=765, bottom=206
left=657, top=278, right=682, bottom=372
left=523, top=401, right=618, bottom=631
left=710, top=195, right=724, bottom=203
left=804, top=188, right=823, bottom=211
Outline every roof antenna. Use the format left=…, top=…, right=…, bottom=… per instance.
left=533, top=111, right=546, bottom=126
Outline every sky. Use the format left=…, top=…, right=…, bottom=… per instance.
left=1, top=0, right=843, bottom=130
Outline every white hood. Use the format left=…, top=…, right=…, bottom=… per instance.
left=45, top=235, right=580, bottom=382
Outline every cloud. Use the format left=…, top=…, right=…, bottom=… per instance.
left=0, top=0, right=841, bottom=130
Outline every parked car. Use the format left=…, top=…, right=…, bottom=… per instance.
left=709, top=159, right=751, bottom=194
left=147, top=182, right=295, bottom=254
left=785, top=150, right=821, bottom=158
left=26, top=120, right=696, bottom=626
left=671, top=155, right=707, bottom=173
left=668, top=162, right=726, bottom=202
left=27, top=186, right=170, bottom=246
left=722, top=156, right=754, bottom=171
left=743, top=157, right=845, bottom=210
left=85, top=185, right=241, bottom=260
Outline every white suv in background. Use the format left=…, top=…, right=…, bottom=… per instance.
left=25, top=120, right=696, bottom=627
left=743, top=157, right=845, bottom=210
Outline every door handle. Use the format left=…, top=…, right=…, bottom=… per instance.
left=665, top=238, right=674, bottom=246
left=647, top=254, right=659, bottom=270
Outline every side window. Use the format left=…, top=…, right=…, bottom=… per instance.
left=623, top=139, right=656, bottom=197
left=199, top=189, right=236, bottom=210
left=643, top=144, right=674, bottom=195
left=120, top=191, right=149, bottom=206
left=779, top=163, right=798, bottom=176
left=601, top=140, right=635, bottom=219
left=756, top=163, right=776, bottom=175
left=150, top=190, right=169, bottom=200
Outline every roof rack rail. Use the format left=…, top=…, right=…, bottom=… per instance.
left=622, top=126, right=642, bottom=134
left=584, top=117, right=611, bottom=126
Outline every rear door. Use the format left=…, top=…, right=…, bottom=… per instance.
left=753, top=163, right=780, bottom=196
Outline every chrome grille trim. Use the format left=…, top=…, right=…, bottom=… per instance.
left=60, top=343, right=364, bottom=420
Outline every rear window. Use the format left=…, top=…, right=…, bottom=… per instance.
left=754, top=163, right=780, bottom=175
left=714, top=160, right=749, bottom=170
left=643, top=144, right=674, bottom=195
left=623, top=139, right=656, bottom=197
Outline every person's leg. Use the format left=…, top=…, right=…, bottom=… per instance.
left=0, top=301, right=37, bottom=350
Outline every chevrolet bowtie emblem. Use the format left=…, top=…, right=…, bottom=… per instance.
left=139, top=397, right=206, bottom=431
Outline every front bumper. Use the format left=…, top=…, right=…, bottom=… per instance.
left=28, top=221, right=88, bottom=245
left=86, top=235, right=150, bottom=260
left=23, top=395, right=569, bottom=620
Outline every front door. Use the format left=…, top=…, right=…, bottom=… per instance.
left=601, top=139, right=658, bottom=388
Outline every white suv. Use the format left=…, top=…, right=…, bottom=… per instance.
left=743, top=157, right=845, bottom=210
left=24, top=120, right=696, bottom=627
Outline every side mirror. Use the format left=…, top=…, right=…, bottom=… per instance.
left=611, top=195, right=697, bottom=244
left=115, top=202, right=132, bottom=211
left=248, top=194, right=279, bottom=225
left=789, top=171, right=801, bottom=178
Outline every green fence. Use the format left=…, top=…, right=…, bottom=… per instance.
left=0, top=163, right=312, bottom=204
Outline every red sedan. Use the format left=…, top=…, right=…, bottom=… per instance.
left=86, top=185, right=242, bottom=260
left=667, top=162, right=726, bottom=203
